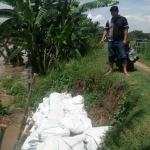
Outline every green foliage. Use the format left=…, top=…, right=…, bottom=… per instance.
left=0, top=0, right=118, bottom=74
left=83, top=75, right=112, bottom=110
left=16, top=0, right=34, bottom=23
left=1, top=75, right=18, bottom=91
left=0, top=104, right=10, bottom=115
left=9, top=47, right=24, bottom=60
left=128, top=30, right=150, bottom=40
left=78, top=0, right=119, bottom=13
left=0, top=9, right=17, bottom=18
left=84, top=90, right=101, bottom=110
left=111, top=91, right=139, bottom=126
left=8, top=83, right=27, bottom=96
left=136, top=42, right=150, bottom=66
left=1, top=75, right=28, bottom=108
left=13, top=95, right=27, bottom=108
left=30, top=47, right=126, bottom=113
left=28, top=41, right=150, bottom=150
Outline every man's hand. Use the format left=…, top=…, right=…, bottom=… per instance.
left=123, top=39, right=127, bottom=45
left=100, top=39, right=104, bottom=45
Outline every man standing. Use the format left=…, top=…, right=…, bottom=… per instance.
left=100, top=6, right=129, bottom=76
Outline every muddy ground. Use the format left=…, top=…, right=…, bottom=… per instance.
left=0, top=65, right=30, bottom=150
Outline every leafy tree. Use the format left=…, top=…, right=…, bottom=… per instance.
left=129, top=30, right=150, bottom=40
left=0, top=0, right=119, bottom=74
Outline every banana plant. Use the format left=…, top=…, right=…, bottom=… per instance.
left=0, top=0, right=43, bottom=73
left=37, top=0, right=119, bottom=61
left=0, top=0, right=119, bottom=74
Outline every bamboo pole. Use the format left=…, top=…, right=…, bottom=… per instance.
left=14, top=73, right=38, bottom=150
left=0, top=124, right=7, bottom=150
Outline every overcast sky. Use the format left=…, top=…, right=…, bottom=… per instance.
left=0, top=0, right=150, bottom=33
left=82, top=0, right=150, bottom=33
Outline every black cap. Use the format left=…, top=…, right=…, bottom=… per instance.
left=110, top=6, right=119, bottom=12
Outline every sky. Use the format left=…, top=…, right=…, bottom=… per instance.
left=82, top=0, right=150, bottom=33
left=0, top=0, right=150, bottom=33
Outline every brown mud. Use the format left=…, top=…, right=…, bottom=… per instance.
left=0, top=65, right=31, bottom=150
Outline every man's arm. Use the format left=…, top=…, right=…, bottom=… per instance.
left=123, top=29, right=128, bottom=44
left=100, top=20, right=109, bottom=45
left=100, top=30, right=108, bottom=45
left=123, top=17, right=129, bottom=44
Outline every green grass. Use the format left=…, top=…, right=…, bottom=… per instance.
left=31, top=42, right=150, bottom=149
left=131, top=40, right=150, bottom=66
left=1, top=75, right=28, bottom=108
left=137, top=42, right=150, bottom=66
left=1, top=41, right=150, bottom=149
left=102, top=70, right=150, bottom=149
left=99, top=43, right=150, bottom=149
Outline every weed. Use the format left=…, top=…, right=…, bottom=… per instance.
left=0, top=103, right=10, bottom=115
left=1, top=75, right=28, bottom=108
left=8, top=83, right=27, bottom=96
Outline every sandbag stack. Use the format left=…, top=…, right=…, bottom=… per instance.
left=21, top=92, right=109, bottom=150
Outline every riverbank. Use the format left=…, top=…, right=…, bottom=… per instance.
left=0, top=64, right=31, bottom=150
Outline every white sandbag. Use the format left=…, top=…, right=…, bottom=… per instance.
left=33, top=101, right=64, bottom=127
left=21, top=130, right=40, bottom=150
left=38, top=103, right=45, bottom=111
left=64, top=103, right=87, bottom=117
left=71, top=95, right=84, bottom=104
left=32, top=112, right=44, bottom=127
left=49, top=92, right=64, bottom=105
left=47, top=102, right=64, bottom=121
left=41, top=134, right=85, bottom=150
left=42, top=97, right=50, bottom=107
left=47, top=111, right=64, bottom=121
left=37, top=118, right=59, bottom=135
left=83, top=126, right=109, bottom=150
left=33, top=103, right=44, bottom=116
left=60, top=114, right=92, bottom=134
left=33, top=103, right=50, bottom=118
left=38, top=121, right=70, bottom=141
left=49, top=101, right=64, bottom=113
left=32, top=112, right=39, bottom=124
left=63, top=95, right=84, bottom=106
left=39, top=103, right=50, bottom=117
left=64, top=103, right=83, bottom=111
left=40, top=136, right=59, bottom=150
left=21, top=142, right=43, bottom=150
left=61, top=93, right=72, bottom=99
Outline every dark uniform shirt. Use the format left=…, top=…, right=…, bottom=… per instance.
left=104, top=15, right=129, bottom=41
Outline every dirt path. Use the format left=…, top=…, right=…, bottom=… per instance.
left=0, top=109, right=24, bottom=150
left=135, top=61, right=150, bottom=75
left=0, top=65, right=31, bottom=150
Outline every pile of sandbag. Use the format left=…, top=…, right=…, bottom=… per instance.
left=21, top=92, right=109, bottom=150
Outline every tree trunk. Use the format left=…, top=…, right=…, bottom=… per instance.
left=31, top=35, right=38, bottom=75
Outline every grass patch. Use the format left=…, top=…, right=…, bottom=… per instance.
left=1, top=42, right=150, bottom=149
left=137, top=41, right=150, bottom=66
left=131, top=40, right=150, bottom=66
left=1, top=75, right=28, bottom=108
left=30, top=42, right=150, bottom=149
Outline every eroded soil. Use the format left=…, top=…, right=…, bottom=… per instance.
left=88, top=89, right=125, bottom=126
